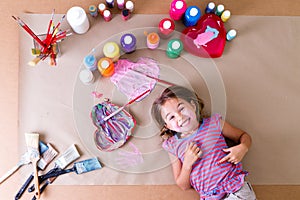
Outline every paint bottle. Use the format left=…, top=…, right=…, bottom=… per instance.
left=83, top=54, right=97, bottom=71
left=79, top=69, right=94, bottom=85
left=166, top=39, right=183, bottom=58
left=125, top=1, right=134, bottom=12
left=98, top=3, right=107, bottom=16
left=183, top=6, right=201, bottom=27
left=103, top=42, right=120, bottom=62
left=146, top=32, right=160, bottom=50
left=121, top=9, right=131, bottom=21
left=106, top=0, right=114, bottom=8
left=226, top=29, right=237, bottom=41
left=97, top=57, right=115, bottom=77
left=103, top=10, right=112, bottom=22
left=221, top=10, right=231, bottom=22
left=169, top=0, right=187, bottom=21
left=89, top=5, right=98, bottom=17
left=215, top=4, right=224, bottom=16
left=120, top=33, right=137, bottom=53
left=158, top=18, right=175, bottom=39
left=66, top=6, right=90, bottom=34
left=117, top=0, right=125, bottom=9
left=205, top=2, right=215, bottom=14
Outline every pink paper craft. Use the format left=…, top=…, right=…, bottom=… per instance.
left=110, top=57, right=160, bottom=101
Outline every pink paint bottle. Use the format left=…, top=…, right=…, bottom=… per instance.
left=103, top=10, right=112, bottom=22
left=169, top=0, right=187, bottom=21
left=158, top=18, right=175, bottom=39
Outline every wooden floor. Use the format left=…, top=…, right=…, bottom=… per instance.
left=0, top=0, right=299, bottom=199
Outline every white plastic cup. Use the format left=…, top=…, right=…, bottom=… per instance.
left=67, top=6, right=90, bottom=34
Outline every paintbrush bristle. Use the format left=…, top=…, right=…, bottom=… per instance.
left=25, top=133, right=40, bottom=150
left=55, top=144, right=80, bottom=169
left=37, top=143, right=58, bottom=170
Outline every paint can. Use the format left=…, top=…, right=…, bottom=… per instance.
left=215, top=4, right=224, bottom=16
left=205, top=2, right=215, bottom=14
left=66, top=6, right=90, bottom=34
left=79, top=69, right=94, bottom=85
left=103, top=10, right=112, bottom=22
left=120, top=33, right=136, bottom=53
left=158, top=18, right=175, bottom=39
left=83, top=54, right=98, bottom=71
left=166, top=39, right=183, bottom=58
left=106, top=0, right=114, bottom=8
left=89, top=5, right=98, bottom=17
left=121, top=9, right=131, bottom=21
left=98, top=3, right=107, bottom=16
left=103, top=42, right=120, bottom=62
left=183, top=6, right=201, bottom=27
left=169, top=0, right=187, bottom=21
left=146, top=32, right=160, bottom=50
left=226, top=29, right=237, bottom=41
left=125, top=1, right=134, bottom=12
left=117, top=0, right=125, bottom=9
left=97, top=57, right=115, bottom=77
left=221, top=10, right=231, bottom=22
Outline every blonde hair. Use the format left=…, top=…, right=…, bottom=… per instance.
left=151, top=86, right=205, bottom=139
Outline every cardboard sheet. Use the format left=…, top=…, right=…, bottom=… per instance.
left=19, top=14, right=300, bottom=185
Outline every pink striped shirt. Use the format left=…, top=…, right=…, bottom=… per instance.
left=162, top=114, right=247, bottom=199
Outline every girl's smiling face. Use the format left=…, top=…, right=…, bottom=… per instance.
left=161, top=97, right=200, bottom=135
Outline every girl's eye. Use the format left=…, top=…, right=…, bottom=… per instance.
left=179, top=106, right=185, bottom=112
left=168, top=115, right=175, bottom=121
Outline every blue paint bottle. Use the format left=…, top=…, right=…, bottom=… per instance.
left=183, top=6, right=201, bottom=27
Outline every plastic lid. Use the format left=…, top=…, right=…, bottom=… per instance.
left=98, top=3, right=106, bottom=11
left=89, top=5, right=97, bottom=12
left=222, top=10, right=231, bottom=17
left=148, top=33, right=159, bottom=44
left=126, top=1, right=134, bottom=9
left=172, top=41, right=181, bottom=50
left=80, top=69, right=93, bottom=83
left=103, top=10, right=111, bottom=17
left=208, top=2, right=215, bottom=9
left=84, top=55, right=96, bottom=66
left=101, top=60, right=110, bottom=69
left=190, top=7, right=198, bottom=16
left=163, top=20, right=171, bottom=29
left=228, top=29, right=237, bottom=37
left=124, top=35, right=133, bottom=44
left=175, top=1, right=183, bottom=9
left=217, top=4, right=224, bottom=12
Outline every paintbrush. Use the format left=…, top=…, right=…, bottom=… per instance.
left=102, top=89, right=151, bottom=122
left=28, top=144, right=80, bottom=195
left=25, top=133, right=41, bottom=199
left=30, top=158, right=101, bottom=200
left=38, top=157, right=102, bottom=181
left=14, top=143, right=58, bottom=200
left=130, top=69, right=174, bottom=86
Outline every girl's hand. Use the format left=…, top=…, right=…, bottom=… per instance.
left=219, top=144, right=248, bottom=165
left=183, top=142, right=202, bottom=170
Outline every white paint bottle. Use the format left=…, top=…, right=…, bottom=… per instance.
left=67, top=6, right=90, bottom=34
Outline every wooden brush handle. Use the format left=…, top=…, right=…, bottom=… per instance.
left=0, top=165, right=20, bottom=184
left=32, top=159, right=40, bottom=199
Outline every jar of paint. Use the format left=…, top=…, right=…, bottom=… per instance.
left=226, top=29, right=237, bottom=41
left=205, top=2, right=215, bottom=14
left=103, top=10, right=112, bottom=22
left=117, top=0, right=125, bottom=9
left=79, top=69, right=95, bottom=85
left=106, top=0, right=114, bottom=8
left=146, top=32, right=160, bottom=50
left=66, top=6, right=90, bottom=34
left=221, top=10, right=231, bottom=22
left=125, top=1, right=134, bottom=12
left=89, top=5, right=98, bottom=17
left=98, top=3, right=107, bottom=16
left=83, top=54, right=97, bottom=71
left=169, top=0, right=187, bottom=21
left=166, top=39, right=183, bottom=58
left=120, top=33, right=136, bottom=53
left=103, top=42, right=120, bottom=62
left=183, top=6, right=201, bottom=27
left=215, top=4, right=224, bottom=16
left=121, top=9, right=131, bottom=21
left=158, top=18, right=175, bottom=39
left=98, top=57, right=115, bottom=77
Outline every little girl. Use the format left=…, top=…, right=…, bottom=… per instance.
left=151, top=86, right=256, bottom=199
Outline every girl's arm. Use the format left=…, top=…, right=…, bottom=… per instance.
left=169, top=142, right=202, bottom=190
left=219, top=120, right=252, bottom=164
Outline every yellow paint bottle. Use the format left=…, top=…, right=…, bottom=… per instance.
left=103, top=42, right=120, bottom=62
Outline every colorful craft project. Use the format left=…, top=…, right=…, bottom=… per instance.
left=91, top=101, right=136, bottom=151
left=110, top=57, right=160, bottom=101
left=181, top=13, right=226, bottom=58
